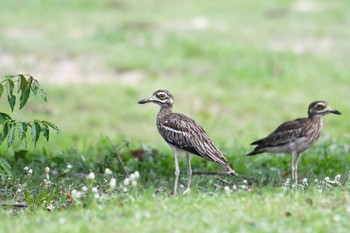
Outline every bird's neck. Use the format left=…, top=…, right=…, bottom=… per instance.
left=308, top=114, right=323, bottom=127
left=157, top=105, right=173, bottom=119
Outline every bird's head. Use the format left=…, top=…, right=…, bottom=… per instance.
left=308, top=101, right=341, bottom=117
left=138, top=90, right=174, bottom=108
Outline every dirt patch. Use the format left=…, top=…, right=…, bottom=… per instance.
left=0, top=52, right=145, bottom=85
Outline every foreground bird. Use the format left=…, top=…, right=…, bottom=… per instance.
left=247, top=101, right=341, bottom=183
left=138, top=90, right=238, bottom=195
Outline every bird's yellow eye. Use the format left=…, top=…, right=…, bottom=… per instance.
left=158, top=94, right=166, bottom=100
left=316, top=104, right=325, bottom=110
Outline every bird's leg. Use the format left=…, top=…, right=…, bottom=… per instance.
left=172, top=149, right=180, bottom=196
left=290, top=152, right=296, bottom=183
left=183, top=153, right=192, bottom=196
left=294, top=153, right=302, bottom=182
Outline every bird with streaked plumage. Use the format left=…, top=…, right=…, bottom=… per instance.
left=138, top=90, right=238, bottom=195
left=247, top=100, right=341, bottom=183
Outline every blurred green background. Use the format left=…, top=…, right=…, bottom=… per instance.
left=0, top=0, right=349, bottom=175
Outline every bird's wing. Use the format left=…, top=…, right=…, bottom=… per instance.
left=252, top=118, right=308, bottom=148
left=159, top=113, right=228, bottom=164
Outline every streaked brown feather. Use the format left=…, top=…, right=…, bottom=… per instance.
left=157, top=113, right=228, bottom=165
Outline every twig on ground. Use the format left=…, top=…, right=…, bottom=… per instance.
left=216, top=178, right=232, bottom=186
left=106, top=136, right=129, bottom=176
left=0, top=202, right=28, bottom=208
left=192, top=171, right=228, bottom=176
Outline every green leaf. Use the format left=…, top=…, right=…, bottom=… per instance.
left=31, top=121, right=41, bottom=146
left=17, top=75, right=27, bottom=93
left=41, top=123, right=50, bottom=141
left=1, top=121, right=10, bottom=144
left=5, top=79, right=16, bottom=111
left=7, top=94, right=16, bottom=112
left=5, top=78, right=14, bottom=96
left=30, top=78, right=38, bottom=95
left=38, top=87, right=47, bottom=102
left=0, top=85, right=3, bottom=98
left=7, top=122, right=15, bottom=147
left=18, top=122, right=28, bottom=141
left=42, top=121, right=61, bottom=135
left=19, top=87, right=31, bottom=109
left=0, top=112, right=11, bottom=122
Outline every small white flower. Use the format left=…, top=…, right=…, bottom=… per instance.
left=24, top=167, right=29, bottom=171
left=123, top=187, right=128, bottom=193
left=71, top=189, right=82, bottom=199
left=28, top=169, right=33, bottom=174
left=134, top=171, right=140, bottom=179
left=123, top=178, right=130, bottom=186
left=94, top=193, right=100, bottom=200
left=129, top=174, right=136, bottom=181
left=324, top=177, right=330, bottom=182
left=224, top=186, right=230, bottom=192
left=131, top=180, right=137, bottom=186
left=242, top=180, right=248, bottom=184
left=109, top=178, right=117, bottom=188
left=45, top=167, right=50, bottom=174
left=92, top=187, right=98, bottom=193
left=335, top=174, right=341, bottom=181
left=87, top=172, right=95, bottom=180
left=302, top=178, right=308, bottom=185
left=66, top=164, right=72, bottom=169
left=104, top=168, right=113, bottom=175
left=314, top=179, right=319, bottom=183
left=333, top=215, right=341, bottom=222
left=17, top=189, right=22, bottom=193
left=232, top=185, right=238, bottom=191
left=81, top=186, right=88, bottom=192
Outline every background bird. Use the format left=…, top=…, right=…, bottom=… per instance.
left=247, top=100, right=341, bottom=183
left=138, top=90, right=238, bottom=195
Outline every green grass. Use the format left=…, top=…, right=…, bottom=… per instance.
left=1, top=187, right=350, bottom=233
left=0, top=0, right=350, bottom=232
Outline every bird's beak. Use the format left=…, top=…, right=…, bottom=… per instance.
left=138, top=97, right=153, bottom=104
left=329, top=109, right=342, bottom=115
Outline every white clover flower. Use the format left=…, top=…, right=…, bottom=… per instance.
left=302, top=178, right=308, bottom=185
left=87, top=172, right=95, bottom=180
left=82, top=186, right=88, bottom=192
left=242, top=180, right=248, bottom=184
left=314, top=179, right=319, bottom=183
left=324, top=177, right=330, bottom=182
left=134, top=171, right=140, bottom=179
left=333, top=215, right=341, bottom=222
left=104, top=168, right=113, bottom=175
left=94, top=193, right=100, bottom=200
left=123, top=187, right=128, bottom=193
left=28, top=169, right=33, bottom=174
left=131, top=180, right=137, bottom=186
left=71, top=189, right=82, bottom=199
left=17, top=189, right=22, bottom=193
left=109, top=178, right=117, bottom=188
left=224, top=186, right=230, bottom=192
left=91, top=187, right=98, bottom=193
left=335, top=174, right=341, bottom=181
left=45, top=167, right=50, bottom=174
left=129, top=174, right=136, bottom=181
left=67, top=164, right=72, bottom=169
left=123, top=178, right=130, bottom=186
left=24, top=167, right=29, bottom=171
left=232, top=185, right=238, bottom=191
